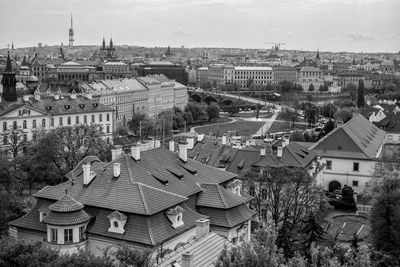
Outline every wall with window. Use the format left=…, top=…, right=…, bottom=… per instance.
left=320, top=157, right=377, bottom=193
left=45, top=223, right=87, bottom=254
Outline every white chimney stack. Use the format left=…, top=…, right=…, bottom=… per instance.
left=111, top=146, right=123, bottom=161
left=149, top=139, right=155, bottom=149
left=155, top=139, right=161, bottom=148
left=169, top=140, right=175, bottom=152
left=187, top=137, right=194, bottom=150
left=222, top=135, right=227, bottom=145
left=131, top=145, right=140, bottom=161
left=182, top=252, right=194, bottom=267
left=113, top=162, right=121, bottom=178
left=179, top=141, right=188, bottom=162
left=277, top=146, right=283, bottom=158
left=54, top=94, right=60, bottom=100
left=82, top=161, right=95, bottom=185
left=197, top=134, right=204, bottom=142
left=70, top=94, right=77, bottom=100
left=196, top=218, right=210, bottom=239
left=283, top=136, right=290, bottom=146
left=260, top=147, right=266, bottom=156
left=23, top=95, right=29, bottom=102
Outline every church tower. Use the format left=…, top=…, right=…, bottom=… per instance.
left=69, top=13, right=74, bottom=47
left=1, top=51, right=17, bottom=102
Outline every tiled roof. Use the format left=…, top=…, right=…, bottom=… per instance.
left=35, top=149, right=237, bottom=215
left=310, top=114, right=385, bottom=159
left=253, top=142, right=317, bottom=168
left=43, top=209, right=91, bottom=226
left=196, top=183, right=247, bottom=209
left=0, top=96, right=114, bottom=118
left=158, top=232, right=234, bottom=267
left=199, top=204, right=256, bottom=228
left=49, top=194, right=84, bottom=212
left=226, top=148, right=261, bottom=176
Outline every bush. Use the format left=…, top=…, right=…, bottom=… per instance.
left=328, top=199, right=357, bottom=211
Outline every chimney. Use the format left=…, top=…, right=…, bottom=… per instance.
left=82, top=161, right=95, bottom=185
left=131, top=145, right=140, bottom=161
left=197, top=134, right=204, bottom=142
left=140, top=141, right=149, bottom=151
left=54, top=94, right=60, bottom=100
left=34, top=92, right=40, bottom=101
left=187, top=137, right=194, bottom=150
left=23, top=95, right=29, bottom=102
left=260, top=146, right=266, bottom=156
left=149, top=139, right=155, bottom=149
left=195, top=218, right=210, bottom=239
left=245, top=140, right=250, bottom=147
left=283, top=136, right=290, bottom=146
left=277, top=146, right=283, bottom=158
left=169, top=140, right=175, bottom=152
left=179, top=141, right=188, bottom=162
left=111, top=145, right=123, bottom=161
left=222, top=135, right=227, bottom=145
left=182, top=252, right=194, bottom=267
left=70, top=94, right=77, bottom=100
left=113, top=162, right=121, bottom=178
left=155, top=139, right=161, bottom=148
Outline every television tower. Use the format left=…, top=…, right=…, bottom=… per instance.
left=69, top=13, right=74, bottom=47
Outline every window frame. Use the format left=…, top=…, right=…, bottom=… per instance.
left=353, top=162, right=359, bottom=172
left=326, top=160, right=332, bottom=170
left=50, top=228, right=58, bottom=243
left=64, top=228, right=73, bottom=243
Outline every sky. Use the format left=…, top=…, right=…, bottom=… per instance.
left=1, top=0, right=399, bottom=53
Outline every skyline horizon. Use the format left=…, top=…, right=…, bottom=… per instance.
left=1, top=0, right=399, bottom=54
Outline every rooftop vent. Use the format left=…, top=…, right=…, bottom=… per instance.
left=166, top=167, right=184, bottom=179
left=150, top=171, right=168, bottom=185
left=178, top=162, right=197, bottom=174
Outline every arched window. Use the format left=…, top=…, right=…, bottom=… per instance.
left=51, top=118, right=54, bottom=127
left=23, top=120, right=27, bottom=129
left=32, top=120, right=36, bottom=129
left=84, top=115, right=87, bottom=124
left=67, top=117, right=71, bottom=125
left=13, top=121, right=17, bottom=130
left=106, top=113, right=110, bottom=121
left=99, top=114, right=103, bottom=122
left=42, top=119, right=46, bottom=128
left=75, top=116, right=79, bottom=124
left=59, top=117, right=63, bottom=126
left=2, top=122, right=6, bottom=131
left=91, top=115, right=95, bottom=123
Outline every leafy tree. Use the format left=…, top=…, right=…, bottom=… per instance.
left=0, top=128, right=26, bottom=159
left=290, top=130, right=305, bottom=142
left=302, top=212, right=325, bottom=252
left=32, top=125, right=109, bottom=178
left=318, top=85, right=325, bottom=92
left=357, top=79, right=365, bottom=108
left=115, top=245, right=154, bottom=267
left=308, top=83, right=315, bottom=92
left=207, top=102, right=220, bottom=121
left=199, top=80, right=212, bottom=90
left=320, top=103, right=337, bottom=118
left=184, top=102, right=207, bottom=121
left=334, top=108, right=353, bottom=123
left=345, top=83, right=358, bottom=102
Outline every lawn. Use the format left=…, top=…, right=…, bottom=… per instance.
left=328, top=214, right=370, bottom=242
left=194, top=119, right=264, bottom=137
left=267, top=121, right=307, bottom=134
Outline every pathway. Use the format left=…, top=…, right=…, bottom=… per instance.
left=190, top=117, right=237, bottom=134
left=252, top=112, right=279, bottom=136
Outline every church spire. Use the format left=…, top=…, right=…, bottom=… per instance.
left=5, top=51, right=12, bottom=72
left=109, top=38, right=113, bottom=49
left=69, top=13, right=74, bottom=47
left=316, top=49, right=320, bottom=60
left=102, top=36, right=106, bottom=49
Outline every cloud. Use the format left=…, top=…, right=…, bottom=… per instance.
left=385, top=34, right=400, bottom=40
left=347, top=32, right=377, bottom=41
left=172, top=30, right=190, bottom=37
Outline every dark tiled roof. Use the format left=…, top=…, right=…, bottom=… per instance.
left=226, top=148, right=261, bottom=175
left=49, top=194, right=84, bottom=212
left=254, top=142, right=317, bottom=168
left=197, top=183, right=247, bottom=209
left=43, top=209, right=91, bottom=226
left=9, top=199, right=49, bottom=233
left=35, top=149, right=237, bottom=215
left=310, top=114, right=385, bottom=159
left=199, top=204, right=256, bottom=228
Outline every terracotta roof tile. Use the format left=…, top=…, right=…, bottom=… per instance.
left=197, top=183, right=247, bottom=209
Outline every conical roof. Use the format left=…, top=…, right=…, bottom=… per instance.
left=5, top=51, right=12, bottom=72
left=49, top=194, right=84, bottom=212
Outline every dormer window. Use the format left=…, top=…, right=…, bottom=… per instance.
left=65, top=105, right=71, bottom=110
left=226, top=179, right=242, bottom=196
left=107, top=211, right=127, bottom=234
left=166, top=205, right=185, bottom=228
left=79, top=104, right=85, bottom=109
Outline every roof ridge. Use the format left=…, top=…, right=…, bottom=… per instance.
left=146, top=217, right=156, bottom=245
left=136, top=182, right=187, bottom=200
left=284, top=145, right=303, bottom=166
left=124, top=156, right=135, bottom=183
left=341, top=125, right=371, bottom=159
left=137, top=183, right=150, bottom=215
left=216, top=185, right=229, bottom=208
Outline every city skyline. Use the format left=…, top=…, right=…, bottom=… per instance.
left=0, top=0, right=399, bottom=53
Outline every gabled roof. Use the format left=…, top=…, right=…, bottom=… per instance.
left=199, top=204, right=256, bottom=228
left=310, top=114, right=385, bottom=159
left=196, top=183, right=247, bottom=209
left=225, top=148, right=261, bottom=175
left=254, top=142, right=317, bottom=168
left=35, top=148, right=237, bottom=215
